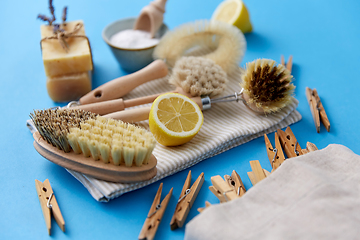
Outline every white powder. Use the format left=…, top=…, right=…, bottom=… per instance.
left=110, top=29, right=160, bottom=49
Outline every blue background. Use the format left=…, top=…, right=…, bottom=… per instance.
left=1, top=0, right=360, bottom=239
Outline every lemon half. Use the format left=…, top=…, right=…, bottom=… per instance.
left=149, top=93, right=204, bottom=146
left=212, top=0, right=252, bottom=33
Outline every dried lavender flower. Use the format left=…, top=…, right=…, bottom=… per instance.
left=62, top=6, right=67, bottom=23
left=37, top=14, right=51, bottom=23
left=53, top=24, right=60, bottom=33
left=49, top=0, right=55, bottom=23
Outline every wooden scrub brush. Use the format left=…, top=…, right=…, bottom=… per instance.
left=104, top=56, right=228, bottom=121
left=30, top=108, right=157, bottom=183
left=153, top=20, right=246, bottom=74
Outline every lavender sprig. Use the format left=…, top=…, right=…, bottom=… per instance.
left=49, top=0, right=56, bottom=23
left=37, top=14, right=54, bottom=25
left=62, top=6, right=67, bottom=23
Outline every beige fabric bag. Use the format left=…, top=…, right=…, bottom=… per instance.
left=185, top=144, right=360, bottom=240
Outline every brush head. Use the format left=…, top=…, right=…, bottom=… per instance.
left=153, top=20, right=246, bottom=74
left=30, top=108, right=97, bottom=152
left=67, top=116, right=157, bottom=166
left=240, top=59, right=295, bottom=113
left=30, top=108, right=157, bottom=167
left=169, top=56, right=228, bottom=98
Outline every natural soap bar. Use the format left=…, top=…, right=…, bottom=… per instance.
left=47, top=71, right=92, bottom=102
left=40, top=20, right=93, bottom=76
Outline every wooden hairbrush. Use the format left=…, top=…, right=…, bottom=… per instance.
left=30, top=108, right=157, bottom=183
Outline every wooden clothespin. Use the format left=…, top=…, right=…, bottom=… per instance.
left=281, top=55, right=293, bottom=73
left=209, top=170, right=245, bottom=203
left=210, top=173, right=242, bottom=203
left=277, top=127, right=303, bottom=158
left=35, top=179, right=65, bottom=235
left=170, top=171, right=204, bottom=230
left=306, top=87, right=330, bottom=133
left=247, top=160, right=270, bottom=186
left=224, top=170, right=246, bottom=197
left=264, top=133, right=286, bottom=170
left=301, top=142, right=319, bottom=154
left=139, top=183, right=173, bottom=240
left=197, top=201, right=212, bottom=213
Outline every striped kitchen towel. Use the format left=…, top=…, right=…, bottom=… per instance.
left=66, top=65, right=302, bottom=202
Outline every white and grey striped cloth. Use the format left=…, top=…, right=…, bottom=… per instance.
left=66, top=65, right=302, bottom=202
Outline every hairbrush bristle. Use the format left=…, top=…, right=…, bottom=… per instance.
left=67, top=116, right=156, bottom=167
left=31, top=109, right=157, bottom=167
left=153, top=20, right=246, bottom=74
left=30, top=108, right=97, bottom=152
left=240, top=59, right=295, bottom=113
left=169, top=56, right=228, bottom=97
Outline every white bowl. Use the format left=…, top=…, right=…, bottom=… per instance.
left=102, top=17, right=168, bottom=72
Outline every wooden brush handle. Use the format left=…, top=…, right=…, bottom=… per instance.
left=79, top=59, right=168, bottom=105
left=103, top=96, right=204, bottom=123
left=71, top=93, right=162, bottom=115
left=71, top=99, right=126, bottom=115
left=120, top=87, right=193, bottom=110
left=104, top=107, right=152, bottom=123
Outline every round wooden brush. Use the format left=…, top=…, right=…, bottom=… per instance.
left=104, top=56, right=228, bottom=121
left=240, top=58, right=295, bottom=113
left=71, top=56, right=227, bottom=116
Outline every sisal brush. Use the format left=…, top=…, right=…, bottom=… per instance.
left=240, top=58, right=295, bottom=113
left=30, top=108, right=157, bottom=183
left=153, top=20, right=246, bottom=74
left=104, top=58, right=295, bottom=123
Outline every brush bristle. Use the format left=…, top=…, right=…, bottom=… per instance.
left=240, top=59, right=295, bottom=113
left=31, top=109, right=156, bottom=167
left=169, top=56, right=228, bottom=97
left=153, top=20, right=246, bottom=74
left=67, top=116, right=157, bottom=167
left=30, top=108, right=97, bottom=152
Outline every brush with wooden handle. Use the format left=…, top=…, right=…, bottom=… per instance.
left=71, top=56, right=227, bottom=115
left=79, top=59, right=168, bottom=105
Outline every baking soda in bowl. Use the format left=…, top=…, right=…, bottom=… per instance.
left=110, top=29, right=160, bottom=49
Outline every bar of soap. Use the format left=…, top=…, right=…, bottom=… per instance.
left=41, top=20, right=93, bottom=77
left=46, top=71, right=92, bottom=102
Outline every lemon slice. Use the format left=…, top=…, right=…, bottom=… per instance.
left=149, top=93, right=204, bottom=146
left=211, top=0, right=252, bottom=33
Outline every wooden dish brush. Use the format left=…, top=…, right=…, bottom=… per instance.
left=104, top=56, right=228, bottom=122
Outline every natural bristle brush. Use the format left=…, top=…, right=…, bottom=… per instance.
left=106, top=58, right=295, bottom=123
left=30, top=108, right=157, bottom=183
left=240, top=58, right=295, bottom=113
left=153, top=20, right=246, bottom=74
left=104, top=56, right=228, bottom=122
left=196, top=58, right=295, bottom=113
